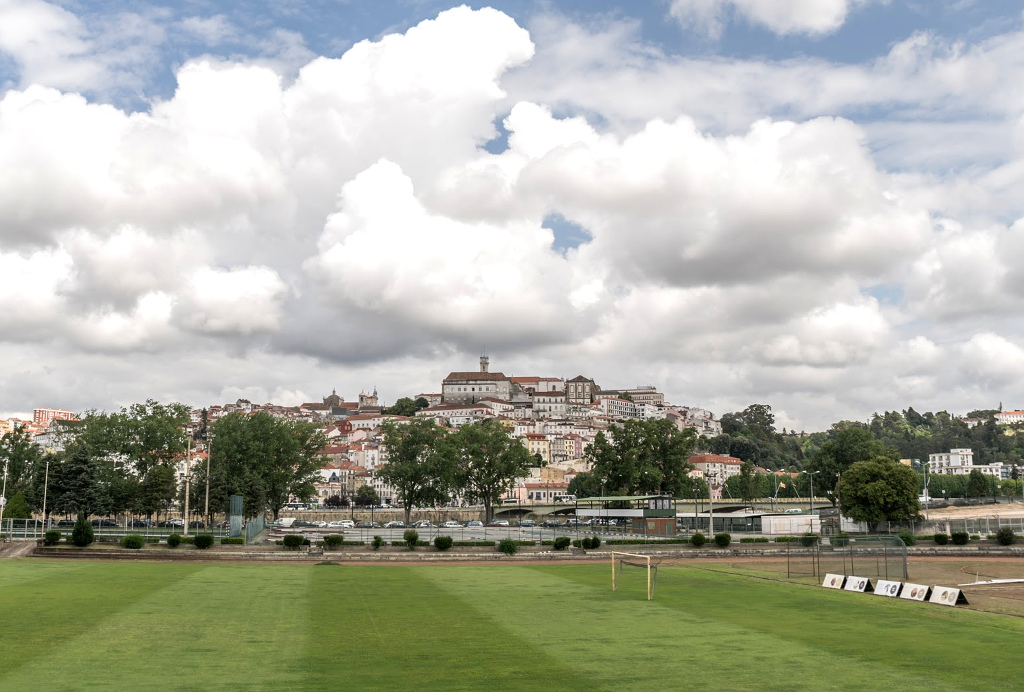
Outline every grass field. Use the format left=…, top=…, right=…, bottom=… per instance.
left=1, top=559, right=1022, bottom=691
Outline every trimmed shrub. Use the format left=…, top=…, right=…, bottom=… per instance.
left=194, top=534, right=214, bottom=549
left=181, top=536, right=196, bottom=544
left=434, top=535, right=453, bottom=551
left=283, top=534, right=304, bottom=549
left=71, top=513, right=94, bottom=547
left=831, top=533, right=850, bottom=547
left=121, top=534, right=145, bottom=550
left=996, top=527, right=1016, bottom=546
left=951, top=531, right=970, bottom=545
left=322, top=534, right=345, bottom=548
left=167, top=533, right=182, bottom=548
left=43, top=530, right=61, bottom=546
left=590, top=535, right=601, bottom=549
left=897, top=530, right=916, bottom=547
left=690, top=533, right=706, bottom=547
left=390, top=541, right=430, bottom=547
left=498, top=538, right=517, bottom=556
left=970, top=535, right=982, bottom=541
left=372, top=535, right=384, bottom=551
left=933, top=533, right=949, bottom=545
left=800, top=533, right=819, bottom=547
left=220, top=537, right=244, bottom=545
left=775, top=536, right=795, bottom=543
left=452, top=541, right=496, bottom=547
left=714, top=533, right=731, bottom=548
left=740, top=537, right=770, bottom=543
left=554, top=536, right=571, bottom=551
left=403, top=529, right=420, bottom=550
left=605, top=538, right=690, bottom=545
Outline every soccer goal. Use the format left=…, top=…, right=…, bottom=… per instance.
left=611, top=552, right=663, bottom=601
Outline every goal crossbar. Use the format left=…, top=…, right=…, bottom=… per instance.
left=611, top=552, right=661, bottom=601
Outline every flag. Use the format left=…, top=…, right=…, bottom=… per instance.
left=779, top=483, right=786, bottom=489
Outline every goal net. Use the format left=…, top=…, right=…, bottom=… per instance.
left=611, top=552, right=663, bottom=601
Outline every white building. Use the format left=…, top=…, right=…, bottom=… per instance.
left=995, top=410, right=1024, bottom=425
left=927, top=448, right=1003, bottom=477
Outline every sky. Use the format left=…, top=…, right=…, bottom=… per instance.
left=2, top=0, right=1024, bottom=431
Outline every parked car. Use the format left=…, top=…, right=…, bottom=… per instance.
left=327, top=520, right=353, bottom=529
left=516, top=519, right=535, bottom=527
left=441, top=521, right=462, bottom=529
left=129, top=518, right=154, bottom=528
left=90, top=518, right=118, bottom=527
left=488, top=520, right=509, bottom=527
left=465, top=520, right=483, bottom=528
left=542, top=519, right=560, bottom=528
left=57, top=519, right=76, bottom=527
left=188, top=520, right=206, bottom=529
left=292, top=520, right=314, bottom=528
left=384, top=521, right=405, bottom=529
left=310, top=520, right=328, bottom=528
left=412, top=520, right=433, bottom=528
left=355, top=520, right=380, bottom=528
left=159, top=519, right=184, bottom=528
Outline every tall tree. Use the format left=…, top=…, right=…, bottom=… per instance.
left=446, top=420, right=532, bottom=523
left=383, top=397, right=430, bottom=417
left=0, top=424, right=44, bottom=500
left=208, top=412, right=326, bottom=519
left=378, top=418, right=454, bottom=524
left=837, top=458, right=920, bottom=530
left=967, top=469, right=989, bottom=499
left=49, top=442, right=103, bottom=517
left=806, top=426, right=898, bottom=505
left=586, top=419, right=697, bottom=497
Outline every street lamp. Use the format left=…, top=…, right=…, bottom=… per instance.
left=0, top=459, right=8, bottom=541
left=807, top=471, right=819, bottom=515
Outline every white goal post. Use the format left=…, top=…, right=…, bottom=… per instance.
left=611, top=552, right=660, bottom=601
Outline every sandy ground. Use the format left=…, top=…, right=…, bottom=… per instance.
left=923, top=502, right=1024, bottom=520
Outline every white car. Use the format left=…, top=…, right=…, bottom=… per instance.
left=327, top=520, right=353, bottom=529
left=441, top=521, right=462, bottom=529
left=311, top=520, right=328, bottom=527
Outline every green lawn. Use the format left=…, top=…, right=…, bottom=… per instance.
left=0, top=560, right=1021, bottom=691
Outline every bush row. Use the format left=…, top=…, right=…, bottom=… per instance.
left=220, top=537, right=245, bottom=545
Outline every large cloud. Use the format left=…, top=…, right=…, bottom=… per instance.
left=669, top=0, right=878, bottom=38
left=1, top=4, right=1024, bottom=429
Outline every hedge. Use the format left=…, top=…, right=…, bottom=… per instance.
left=605, top=538, right=692, bottom=545
left=553, top=536, right=571, bottom=550
left=951, top=531, right=970, bottom=545
left=897, top=531, right=916, bottom=547
left=390, top=541, right=430, bottom=547
left=121, top=534, right=145, bottom=550
left=739, top=537, right=770, bottom=543
left=283, top=534, right=304, bottom=548
left=194, top=534, right=215, bottom=549
left=452, top=541, right=497, bottom=547
left=800, top=533, right=819, bottom=547
left=220, top=537, right=245, bottom=545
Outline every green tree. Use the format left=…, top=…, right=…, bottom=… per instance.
left=446, top=420, right=533, bottom=523
left=49, top=442, right=103, bottom=517
left=378, top=418, right=454, bottom=524
left=355, top=484, right=380, bottom=507
left=384, top=397, right=430, bottom=417
left=806, top=426, right=897, bottom=506
left=208, top=412, right=327, bottom=520
left=586, top=419, right=697, bottom=497
left=2, top=490, right=30, bottom=519
left=725, top=461, right=760, bottom=504
left=967, top=469, right=988, bottom=499
left=567, top=471, right=603, bottom=499
left=837, top=458, right=920, bottom=530
left=0, top=424, right=44, bottom=501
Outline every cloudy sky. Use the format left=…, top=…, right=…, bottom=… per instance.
left=1, top=0, right=1023, bottom=431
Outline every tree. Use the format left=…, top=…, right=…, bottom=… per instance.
left=208, top=412, right=327, bottom=519
left=355, top=484, right=380, bottom=507
left=806, top=426, right=897, bottom=505
left=323, top=494, right=346, bottom=508
left=384, top=397, right=430, bottom=417
left=837, top=458, right=920, bottom=530
left=967, top=469, right=988, bottom=499
left=567, top=472, right=603, bottom=499
left=586, top=419, right=697, bottom=497
left=378, top=418, right=454, bottom=524
left=0, top=424, right=44, bottom=500
left=725, top=461, right=760, bottom=504
left=446, top=420, right=533, bottom=523
left=49, top=442, right=103, bottom=517
left=2, top=490, right=30, bottom=519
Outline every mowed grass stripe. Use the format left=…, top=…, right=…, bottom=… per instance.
left=423, top=564, right=1005, bottom=692
left=302, top=565, right=607, bottom=691
left=0, top=560, right=201, bottom=684
left=0, top=562, right=314, bottom=692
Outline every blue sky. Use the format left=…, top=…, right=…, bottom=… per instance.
left=2, top=0, right=1024, bottom=429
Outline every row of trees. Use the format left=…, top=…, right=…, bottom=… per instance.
left=0, top=403, right=327, bottom=523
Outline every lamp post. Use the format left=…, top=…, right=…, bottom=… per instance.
left=808, top=471, right=819, bottom=515
left=41, top=461, right=50, bottom=532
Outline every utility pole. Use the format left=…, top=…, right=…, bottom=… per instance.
left=41, top=461, right=50, bottom=530
left=204, top=444, right=211, bottom=530
left=0, top=459, right=8, bottom=541
left=183, top=437, right=191, bottom=538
